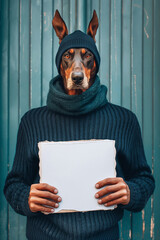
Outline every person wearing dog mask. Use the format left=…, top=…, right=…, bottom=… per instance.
left=4, top=10, right=155, bottom=240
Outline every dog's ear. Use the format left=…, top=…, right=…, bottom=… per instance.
left=87, top=10, right=99, bottom=42
left=52, top=10, right=68, bottom=44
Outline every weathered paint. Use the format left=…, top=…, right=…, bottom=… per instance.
left=0, top=0, right=159, bottom=239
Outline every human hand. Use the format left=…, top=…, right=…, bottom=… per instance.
left=28, top=183, right=62, bottom=214
left=95, top=177, right=130, bottom=207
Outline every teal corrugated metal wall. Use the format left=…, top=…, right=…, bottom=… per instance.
left=0, top=0, right=160, bottom=239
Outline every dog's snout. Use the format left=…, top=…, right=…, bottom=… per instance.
left=71, top=72, right=84, bottom=84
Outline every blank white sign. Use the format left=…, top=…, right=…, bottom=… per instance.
left=38, top=139, right=116, bottom=213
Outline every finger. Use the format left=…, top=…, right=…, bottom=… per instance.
left=32, top=183, right=58, bottom=194
left=104, top=196, right=129, bottom=207
left=30, top=196, right=60, bottom=208
left=95, top=182, right=126, bottom=198
left=30, top=202, right=55, bottom=213
left=95, top=177, right=123, bottom=189
left=30, top=189, right=62, bottom=203
left=97, top=189, right=127, bottom=205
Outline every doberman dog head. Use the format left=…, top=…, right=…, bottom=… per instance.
left=52, top=10, right=99, bottom=95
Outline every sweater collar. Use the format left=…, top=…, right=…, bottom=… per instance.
left=47, top=75, right=108, bottom=116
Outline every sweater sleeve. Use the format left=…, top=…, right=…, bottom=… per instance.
left=120, top=114, right=155, bottom=212
left=3, top=118, right=39, bottom=217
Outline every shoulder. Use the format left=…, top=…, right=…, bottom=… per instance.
left=21, top=106, right=49, bottom=120
left=105, top=102, right=137, bottom=124
left=20, top=106, right=54, bottom=128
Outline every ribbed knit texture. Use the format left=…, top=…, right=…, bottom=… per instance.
left=56, top=30, right=100, bottom=73
left=4, top=103, right=155, bottom=240
left=47, top=75, right=108, bottom=115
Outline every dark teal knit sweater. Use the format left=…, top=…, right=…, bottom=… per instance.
left=4, top=76, right=155, bottom=240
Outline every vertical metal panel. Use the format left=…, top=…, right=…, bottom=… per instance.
left=121, top=0, right=131, bottom=110
left=86, top=0, right=92, bottom=24
left=91, top=0, right=100, bottom=57
left=69, top=0, right=76, bottom=32
left=0, top=0, right=160, bottom=239
left=19, top=0, right=30, bottom=118
left=0, top=0, right=9, bottom=239
left=131, top=0, right=143, bottom=124
left=8, top=0, right=20, bottom=239
left=77, top=0, right=86, bottom=32
left=131, top=1, right=143, bottom=239
left=143, top=1, right=153, bottom=239
left=99, top=0, right=110, bottom=87
left=42, top=0, right=53, bottom=106
left=110, top=0, right=122, bottom=105
left=52, top=0, right=62, bottom=77
left=153, top=0, right=160, bottom=239
left=18, top=0, right=30, bottom=237
left=120, top=2, right=132, bottom=238
left=30, top=0, right=42, bottom=109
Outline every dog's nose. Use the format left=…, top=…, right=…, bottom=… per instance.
left=71, top=72, right=84, bottom=84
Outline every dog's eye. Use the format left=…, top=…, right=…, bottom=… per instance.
left=64, top=54, right=70, bottom=59
left=85, top=54, right=90, bottom=59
